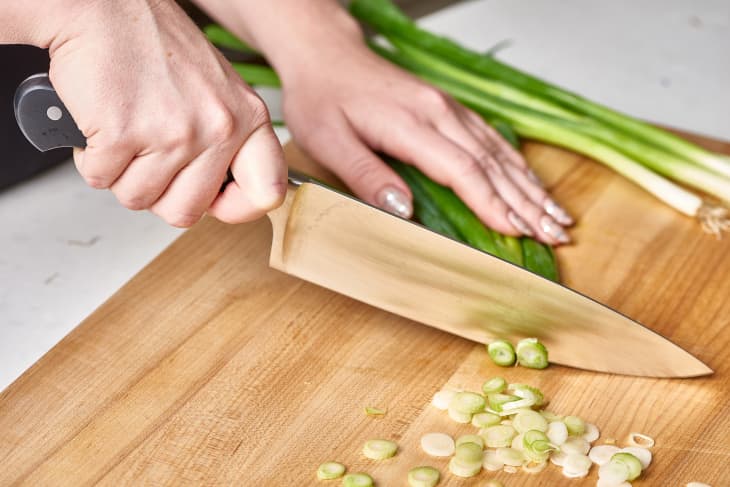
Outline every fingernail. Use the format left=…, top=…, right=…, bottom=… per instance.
left=507, top=211, right=534, bottom=236
left=540, top=215, right=570, bottom=243
left=544, top=197, right=574, bottom=226
left=377, top=186, right=413, bottom=219
left=527, top=169, right=543, bottom=186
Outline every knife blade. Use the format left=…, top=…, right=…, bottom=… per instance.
left=14, top=73, right=712, bottom=378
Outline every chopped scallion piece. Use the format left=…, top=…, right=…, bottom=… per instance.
left=482, top=377, right=507, bottom=395
left=485, top=481, right=505, bottom=487
left=510, top=384, right=545, bottom=407
left=619, top=446, right=652, bottom=469
left=448, top=457, right=482, bottom=478
left=522, top=430, right=555, bottom=461
left=610, top=452, right=642, bottom=481
left=487, top=340, right=516, bottom=366
left=455, top=434, right=485, bottom=449
left=515, top=338, right=549, bottom=369
left=564, top=415, right=586, bottom=436
left=487, top=393, right=520, bottom=412
left=560, top=437, right=591, bottom=456
left=448, top=405, right=473, bottom=424
left=364, top=406, right=386, bottom=416
left=480, top=424, right=517, bottom=448
left=589, top=445, right=621, bottom=466
left=582, top=422, right=600, bottom=442
left=562, top=453, right=592, bottom=478
left=627, top=432, right=655, bottom=448
left=547, top=421, right=569, bottom=446
left=455, top=442, right=484, bottom=463
left=513, top=410, right=549, bottom=434
left=496, top=447, right=525, bottom=467
left=363, top=439, right=398, bottom=460
left=317, top=462, right=346, bottom=480
left=472, top=412, right=501, bottom=428
left=342, top=473, right=374, bottom=487
left=420, top=433, right=455, bottom=457
left=598, top=461, right=630, bottom=485
left=483, top=449, right=504, bottom=471
left=522, top=460, right=548, bottom=474
left=431, top=390, right=457, bottom=411
left=450, top=391, right=486, bottom=414
left=407, top=466, right=440, bottom=487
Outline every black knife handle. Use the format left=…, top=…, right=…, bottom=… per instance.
left=13, top=72, right=309, bottom=189
left=14, top=73, right=86, bottom=152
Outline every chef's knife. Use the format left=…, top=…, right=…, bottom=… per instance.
left=14, top=73, right=712, bottom=378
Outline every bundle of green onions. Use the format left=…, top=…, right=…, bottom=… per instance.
left=204, top=25, right=560, bottom=281
left=348, top=0, right=730, bottom=236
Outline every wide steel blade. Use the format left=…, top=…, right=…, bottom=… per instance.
left=268, top=182, right=711, bottom=378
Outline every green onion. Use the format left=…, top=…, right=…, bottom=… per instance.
left=610, top=452, right=643, bottom=481
left=455, top=434, right=485, bottom=449
left=588, top=445, right=621, bottom=466
left=619, top=446, right=652, bottom=469
left=448, top=457, right=482, bottom=478
left=512, top=410, right=549, bottom=434
left=482, top=377, right=507, bottom=395
left=363, top=439, right=398, bottom=460
left=447, top=405, right=473, bottom=424
left=515, top=338, right=549, bottom=369
left=482, top=450, right=504, bottom=471
left=563, top=415, right=586, bottom=436
left=317, top=462, right=346, bottom=480
left=420, top=433, right=455, bottom=457
left=487, top=393, right=520, bottom=413
left=203, top=24, right=257, bottom=53
left=487, top=340, right=516, bottom=367
left=454, top=442, right=484, bottom=463
left=349, top=0, right=730, bottom=179
left=627, top=432, right=655, bottom=448
left=484, top=481, right=504, bottom=487
left=364, top=406, right=386, bottom=417
left=480, top=424, right=517, bottom=448
left=496, top=447, right=525, bottom=467
left=342, top=473, right=374, bottom=487
left=450, top=391, right=486, bottom=414
left=431, top=390, right=457, bottom=411
left=407, top=466, right=440, bottom=487
left=509, top=384, right=545, bottom=407
left=471, top=412, right=501, bottom=428
left=522, top=430, right=555, bottom=462
left=562, top=453, right=592, bottom=478
left=546, top=421, right=569, bottom=446
left=560, top=437, right=591, bottom=456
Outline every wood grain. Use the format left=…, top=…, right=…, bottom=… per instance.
left=1, top=133, right=729, bottom=486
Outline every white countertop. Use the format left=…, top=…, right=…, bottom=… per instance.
left=1, top=0, right=728, bottom=390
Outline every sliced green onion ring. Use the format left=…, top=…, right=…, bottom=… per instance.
left=487, top=340, right=516, bottom=366
left=564, top=416, right=586, bottom=436
left=482, top=377, right=507, bottom=395
left=342, top=473, right=374, bottom=487
left=363, top=439, right=398, bottom=460
left=420, top=432, right=455, bottom=457
left=407, top=466, right=440, bottom=487
left=483, top=449, right=504, bottom=471
left=480, top=424, right=517, bottom=448
left=562, top=453, right=592, bottom=478
left=513, top=410, right=548, bottom=433
left=431, top=390, right=457, bottom=411
left=487, top=393, right=520, bottom=412
left=317, top=462, right=346, bottom=480
left=496, top=447, right=525, bottom=467
left=561, top=437, right=591, bottom=456
left=547, top=421, right=569, bottom=446
left=456, top=434, right=485, bottom=449
left=582, top=422, right=600, bottom=442
left=510, top=384, right=545, bottom=407
left=589, top=445, right=621, bottom=466
left=619, top=446, right=652, bottom=469
left=448, top=457, right=482, bottom=478
left=627, top=432, right=655, bottom=448
left=448, top=405, right=473, bottom=424
left=610, top=452, right=642, bottom=481
left=515, top=338, right=549, bottom=369
left=455, top=442, right=484, bottom=463
left=472, top=412, right=501, bottom=428
left=450, top=391, right=486, bottom=414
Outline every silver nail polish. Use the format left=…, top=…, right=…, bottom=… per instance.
left=544, top=198, right=574, bottom=226
left=527, top=169, right=543, bottom=186
left=540, top=215, right=571, bottom=243
left=507, top=211, right=534, bottom=236
left=377, top=186, right=413, bottom=219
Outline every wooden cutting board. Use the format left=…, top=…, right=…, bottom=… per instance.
left=2, top=133, right=729, bottom=487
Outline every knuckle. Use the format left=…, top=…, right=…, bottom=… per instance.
left=165, top=211, right=203, bottom=228
left=452, top=154, right=483, bottom=179
left=116, top=191, right=151, bottom=211
left=208, top=105, right=237, bottom=142
left=421, top=87, right=451, bottom=112
left=346, top=152, right=379, bottom=183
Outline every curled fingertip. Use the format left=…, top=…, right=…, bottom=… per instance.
left=539, top=215, right=571, bottom=244
left=543, top=197, right=574, bottom=226
left=376, top=185, right=413, bottom=219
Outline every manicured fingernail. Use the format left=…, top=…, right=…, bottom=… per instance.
left=527, top=169, right=543, bottom=186
left=540, top=215, right=570, bottom=243
left=544, top=198, right=574, bottom=225
left=377, top=186, right=412, bottom=219
left=507, top=211, right=534, bottom=236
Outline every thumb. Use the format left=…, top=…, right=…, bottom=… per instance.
left=299, top=119, right=413, bottom=219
